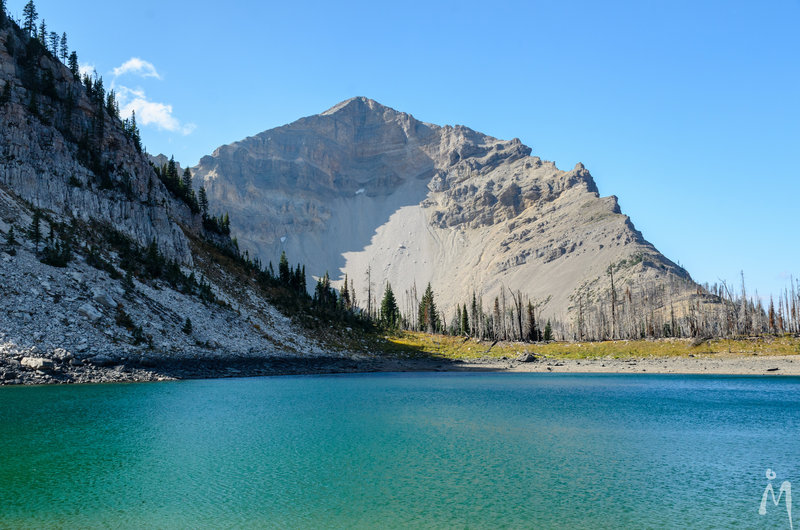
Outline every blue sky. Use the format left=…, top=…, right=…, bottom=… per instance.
left=6, top=0, right=799, bottom=300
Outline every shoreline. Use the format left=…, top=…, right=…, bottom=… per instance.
left=1, top=353, right=799, bottom=386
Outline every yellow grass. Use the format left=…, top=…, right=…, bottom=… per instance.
left=381, top=331, right=800, bottom=361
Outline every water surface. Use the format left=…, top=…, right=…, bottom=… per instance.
left=1, top=373, right=798, bottom=528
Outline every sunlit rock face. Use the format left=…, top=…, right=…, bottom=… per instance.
left=193, top=97, right=691, bottom=319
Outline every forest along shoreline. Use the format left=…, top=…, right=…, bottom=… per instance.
left=2, top=337, right=799, bottom=385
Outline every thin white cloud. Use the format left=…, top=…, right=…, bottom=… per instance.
left=112, top=57, right=161, bottom=80
left=116, top=85, right=195, bottom=135
left=109, top=59, right=194, bottom=136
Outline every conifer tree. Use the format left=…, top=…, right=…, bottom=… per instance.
left=182, top=317, right=192, bottom=334
left=130, top=110, right=141, bottom=151
left=198, top=186, right=209, bottom=216
left=461, top=303, right=470, bottom=335
left=314, top=272, right=336, bottom=308
left=526, top=301, right=538, bottom=341
left=48, top=31, right=57, bottom=55
left=181, top=168, right=192, bottom=190
left=60, top=32, right=67, bottom=61
left=28, top=210, right=41, bottom=251
left=37, top=19, right=46, bottom=44
left=278, top=251, right=290, bottom=284
left=380, top=282, right=400, bottom=328
left=341, top=273, right=350, bottom=309
left=68, top=51, right=78, bottom=77
left=543, top=320, right=553, bottom=341
left=106, top=89, right=118, bottom=117
left=418, top=283, right=439, bottom=333
left=5, top=226, right=17, bottom=255
left=470, top=292, right=478, bottom=337
left=144, top=239, right=161, bottom=278
left=23, top=1, right=37, bottom=36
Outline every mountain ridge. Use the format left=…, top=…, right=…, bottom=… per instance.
left=192, top=96, right=693, bottom=324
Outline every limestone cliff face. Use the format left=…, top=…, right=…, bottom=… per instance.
left=0, top=24, right=194, bottom=262
left=193, top=97, right=692, bottom=318
left=0, top=19, right=330, bottom=382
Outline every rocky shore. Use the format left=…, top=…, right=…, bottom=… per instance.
left=3, top=351, right=798, bottom=386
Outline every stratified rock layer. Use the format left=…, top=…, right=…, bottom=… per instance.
left=193, top=97, right=691, bottom=319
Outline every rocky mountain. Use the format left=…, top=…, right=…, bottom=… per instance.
left=192, top=97, right=695, bottom=323
left=0, top=16, right=335, bottom=384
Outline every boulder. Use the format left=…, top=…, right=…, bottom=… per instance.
left=517, top=353, right=538, bottom=363
left=21, top=357, right=55, bottom=371
left=78, top=303, right=102, bottom=322
left=92, top=290, right=118, bottom=309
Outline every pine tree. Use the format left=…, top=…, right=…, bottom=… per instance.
left=198, top=186, right=209, bottom=216
left=543, top=320, right=553, bottom=341
left=418, top=283, right=439, bottom=333
left=769, top=297, right=776, bottom=333
left=28, top=210, right=41, bottom=251
left=23, top=0, right=37, bottom=36
left=299, top=265, right=306, bottom=294
left=526, top=301, right=538, bottom=341
left=341, top=273, right=351, bottom=309
left=48, top=31, right=57, bottom=55
left=181, top=168, right=192, bottom=190
left=106, top=89, right=118, bottom=118
left=380, top=282, right=400, bottom=328
left=182, top=317, right=193, bottom=334
left=37, top=19, right=46, bottom=44
left=314, top=272, right=336, bottom=309
left=130, top=110, right=141, bottom=151
left=278, top=251, right=290, bottom=284
left=59, top=32, right=68, bottom=61
left=461, top=303, right=470, bottom=335
left=5, top=226, right=17, bottom=255
left=68, top=51, right=78, bottom=77
left=144, top=239, right=161, bottom=278
left=470, top=292, right=478, bottom=338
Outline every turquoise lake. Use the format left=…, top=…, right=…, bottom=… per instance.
left=1, top=373, right=799, bottom=528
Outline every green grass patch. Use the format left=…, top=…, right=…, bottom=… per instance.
left=379, top=331, right=800, bottom=361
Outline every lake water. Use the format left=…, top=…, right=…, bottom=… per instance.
left=1, top=373, right=799, bottom=528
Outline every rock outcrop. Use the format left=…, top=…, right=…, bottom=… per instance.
left=0, top=17, right=336, bottom=385
left=192, top=97, right=694, bottom=320
left=0, top=23, right=193, bottom=262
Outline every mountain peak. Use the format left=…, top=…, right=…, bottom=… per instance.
left=320, top=96, right=392, bottom=117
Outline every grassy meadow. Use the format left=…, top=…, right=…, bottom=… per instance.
left=378, top=331, right=800, bottom=361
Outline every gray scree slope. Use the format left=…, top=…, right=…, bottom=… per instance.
left=191, top=97, right=691, bottom=319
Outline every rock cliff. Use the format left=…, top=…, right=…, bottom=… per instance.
left=193, top=97, right=694, bottom=320
left=0, top=17, right=331, bottom=385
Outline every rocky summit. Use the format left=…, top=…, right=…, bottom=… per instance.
left=192, top=97, right=695, bottom=320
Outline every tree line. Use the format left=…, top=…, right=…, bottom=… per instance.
left=350, top=265, right=799, bottom=343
